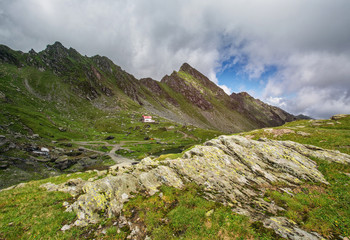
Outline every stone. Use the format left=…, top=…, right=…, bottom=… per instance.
left=16, top=183, right=27, bottom=188
left=280, top=140, right=350, bottom=165
left=297, top=131, right=311, bottom=137
left=58, top=127, right=67, bottom=132
left=74, top=220, right=88, bottom=227
left=96, top=170, right=107, bottom=177
left=40, top=147, right=50, bottom=152
left=40, top=178, right=85, bottom=197
left=61, top=224, right=71, bottom=231
left=0, top=161, right=9, bottom=169
left=31, top=134, right=40, bottom=139
left=264, top=128, right=295, bottom=137
left=78, top=147, right=85, bottom=151
left=88, top=176, right=98, bottom=182
left=105, top=136, right=115, bottom=140
left=66, top=151, right=82, bottom=157
left=331, top=114, right=348, bottom=120
left=263, top=217, right=323, bottom=240
left=90, top=154, right=99, bottom=159
left=54, top=155, right=71, bottom=169
left=0, top=91, right=6, bottom=100
left=40, top=182, right=60, bottom=192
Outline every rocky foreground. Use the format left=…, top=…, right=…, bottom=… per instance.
left=40, top=135, right=350, bottom=239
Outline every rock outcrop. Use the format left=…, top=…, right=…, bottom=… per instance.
left=41, top=135, right=350, bottom=239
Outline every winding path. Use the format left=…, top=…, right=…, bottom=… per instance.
left=72, top=140, right=149, bottom=167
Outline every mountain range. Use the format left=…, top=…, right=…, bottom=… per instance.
left=1, top=42, right=350, bottom=240
left=0, top=41, right=297, bottom=133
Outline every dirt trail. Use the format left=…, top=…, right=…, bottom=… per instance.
left=73, top=140, right=149, bottom=167
left=178, top=130, right=198, bottom=140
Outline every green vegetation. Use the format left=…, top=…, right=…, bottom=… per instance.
left=0, top=172, right=100, bottom=240
left=241, top=115, right=350, bottom=238
left=0, top=62, right=223, bottom=186
left=0, top=181, right=279, bottom=239
left=1, top=43, right=350, bottom=239
left=240, top=115, right=350, bottom=155
left=123, top=183, right=278, bottom=240
left=264, top=159, right=350, bottom=238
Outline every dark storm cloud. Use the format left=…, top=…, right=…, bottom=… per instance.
left=1, top=0, right=350, bottom=118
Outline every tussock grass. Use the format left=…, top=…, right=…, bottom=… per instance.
left=0, top=172, right=98, bottom=240
left=124, top=183, right=278, bottom=240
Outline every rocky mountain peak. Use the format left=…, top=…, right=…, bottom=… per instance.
left=178, top=63, right=226, bottom=97
left=179, top=62, right=194, bottom=72
left=42, top=42, right=83, bottom=63
left=161, top=70, right=213, bottom=110
left=50, top=41, right=65, bottom=49
left=140, top=78, right=162, bottom=95
left=92, top=55, right=115, bottom=74
left=44, top=41, right=67, bottom=54
left=237, top=92, right=251, bottom=98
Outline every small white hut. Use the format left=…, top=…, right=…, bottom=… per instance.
left=141, top=115, right=155, bottom=123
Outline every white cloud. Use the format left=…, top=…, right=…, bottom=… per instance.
left=218, top=84, right=232, bottom=95
left=287, top=88, right=350, bottom=119
left=263, top=52, right=350, bottom=118
left=1, top=0, right=350, bottom=118
left=265, top=97, right=287, bottom=108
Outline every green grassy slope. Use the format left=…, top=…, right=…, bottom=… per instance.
left=0, top=59, right=223, bottom=188
left=239, top=115, right=350, bottom=155
left=1, top=42, right=297, bottom=136
left=239, top=115, right=350, bottom=238
left=0, top=116, right=349, bottom=239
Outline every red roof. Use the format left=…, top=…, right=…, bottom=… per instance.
left=142, top=115, right=152, bottom=119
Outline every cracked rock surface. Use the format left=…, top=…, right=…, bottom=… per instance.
left=41, top=135, right=350, bottom=239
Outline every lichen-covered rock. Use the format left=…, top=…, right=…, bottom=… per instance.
left=40, top=178, right=85, bottom=197
left=263, top=217, right=324, bottom=240
left=43, top=135, right=350, bottom=239
left=66, top=166, right=184, bottom=225
left=278, top=140, right=350, bottom=165
left=71, top=174, right=139, bottom=224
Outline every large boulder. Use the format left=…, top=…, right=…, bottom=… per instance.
left=42, top=135, right=350, bottom=239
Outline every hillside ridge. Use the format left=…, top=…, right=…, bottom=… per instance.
left=1, top=42, right=297, bottom=133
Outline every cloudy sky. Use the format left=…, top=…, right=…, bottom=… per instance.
left=1, top=0, right=350, bottom=118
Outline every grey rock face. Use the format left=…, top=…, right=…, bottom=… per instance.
left=42, top=135, right=350, bottom=239
left=263, top=217, right=324, bottom=240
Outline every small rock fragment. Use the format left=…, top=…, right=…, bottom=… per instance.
left=40, top=147, right=50, bottom=152
left=61, top=224, right=71, bottom=231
